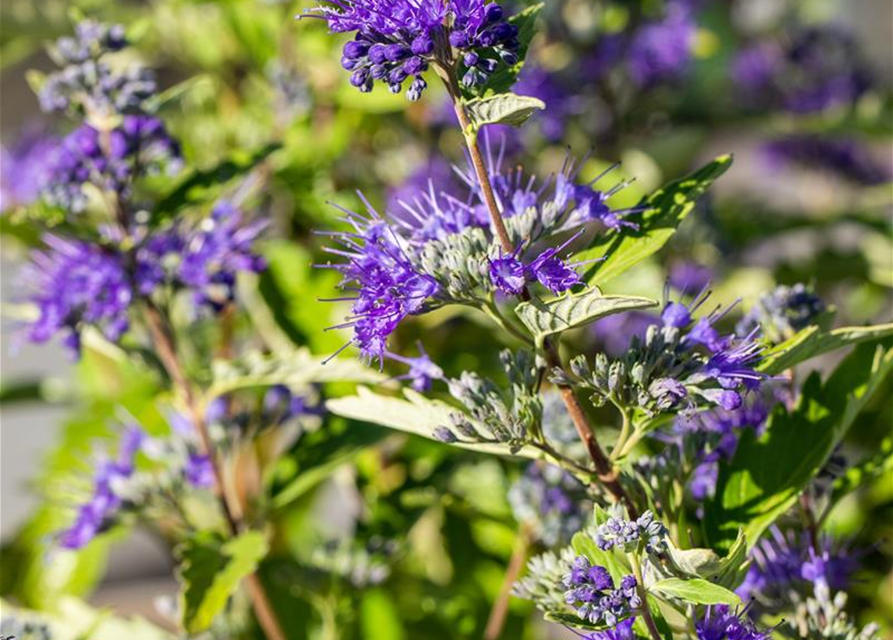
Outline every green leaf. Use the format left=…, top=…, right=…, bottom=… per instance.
left=151, top=142, right=280, bottom=224
left=1, top=597, right=173, bottom=640
left=205, top=348, right=385, bottom=403
left=543, top=611, right=603, bottom=631
left=758, top=323, right=893, bottom=375
left=177, top=531, right=269, bottom=633
left=663, top=530, right=748, bottom=589
left=325, top=387, right=540, bottom=459
left=463, top=93, right=545, bottom=129
left=271, top=425, right=388, bottom=510
left=706, top=339, right=893, bottom=550
left=829, top=437, right=893, bottom=506
left=514, top=289, right=657, bottom=345
left=473, top=3, right=543, bottom=96
left=578, top=156, right=733, bottom=286
left=649, top=578, right=741, bottom=606
left=361, top=589, right=406, bottom=640
left=571, top=531, right=631, bottom=584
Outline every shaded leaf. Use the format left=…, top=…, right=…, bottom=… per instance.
left=514, top=289, right=656, bottom=345
left=177, top=531, right=269, bottom=633
left=578, top=156, right=732, bottom=286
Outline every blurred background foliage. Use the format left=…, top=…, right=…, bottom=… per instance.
left=0, top=0, right=890, bottom=638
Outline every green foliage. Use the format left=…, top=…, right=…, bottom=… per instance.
left=662, top=530, right=749, bottom=589
left=151, top=143, right=281, bottom=225
left=176, top=530, right=269, bottom=633
left=578, top=155, right=733, bottom=286
left=649, top=578, right=740, bottom=606
left=463, top=93, right=545, bottom=130
left=514, top=288, right=656, bottom=345
left=758, top=322, right=893, bottom=375
left=326, top=386, right=541, bottom=459
left=706, top=339, right=893, bottom=550
left=571, top=530, right=630, bottom=584
left=1, top=597, right=172, bottom=640
left=205, top=348, right=385, bottom=402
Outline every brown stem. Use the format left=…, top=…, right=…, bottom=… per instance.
left=447, top=83, right=637, bottom=517
left=142, top=302, right=288, bottom=640
left=484, top=527, right=531, bottom=640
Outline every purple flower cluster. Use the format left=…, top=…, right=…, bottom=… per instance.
left=59, top=427, right=144, bottom=550
left=576, top=619, right=636, bottom=640
left=385, top=344, right=444, bottom=391
left=762, top=135, right=889, bottom=187
left=627, top=4, right=696, bottom=87
left=24, top=235, right=132, bottom=354
left=677, top=401, right=769, bottom=501
left=695, top=605, right=769, bottom=640
left=43, top=115, right=181, bottom=213
left=595, top=510, right=667, bottom=555
left=38, top=20, right=155, bottom=116
left=737, top=527, right=861, bottom=608
left=320, top=205, right=438, bottom=364
left=732, top=24, right=872, bottom=113
left=488, top=237, right=583, bottom=296
left=305, top=0, right=519, bottom=99
left=136, top=201, right=267, bottom=310
left=563, top=556, right=641, bottom=626
left=0, top=127, right=57, bottom=211
left=507, top=462, right=588, bottom=546
left=660, top=291, right=765, bottom=411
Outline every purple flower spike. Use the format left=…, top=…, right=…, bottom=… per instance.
left=58, top=426, right=144, bottom=550
left=319, top=205, right=438, bottom=365
left=24, top=235, right=132, bottom=355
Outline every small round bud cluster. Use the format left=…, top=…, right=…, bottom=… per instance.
left=308, top=537, right=398, bottom=588
left=736, top=283, right=825, bottom=344
left=38, top=20, right=155, bottom=117
left=595, top=510, right=668, bottom=555
left=562, top=556, right=641, bottom=626
left=306, top=0, right=519, bottom=100
left=508, top=462, right=589, bottom=547
left=0, top=615, right=53, bottom=640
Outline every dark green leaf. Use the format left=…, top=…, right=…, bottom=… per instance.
left=706, top=339, right=893, bottom=550
left=758, top=323, right=893, bottom=375
left=829, top=437, right=893, bottom=505
left=578, top=156, right=732, bottom=286
left=177, top=531, right=269, bottom=633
